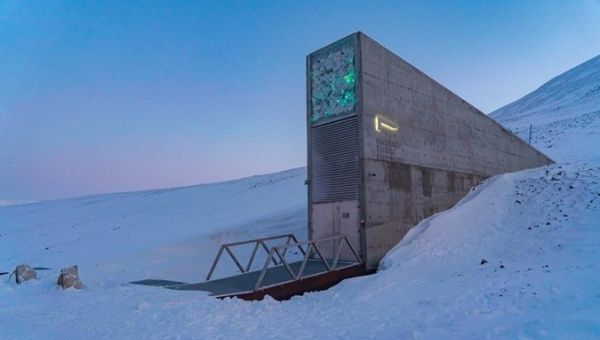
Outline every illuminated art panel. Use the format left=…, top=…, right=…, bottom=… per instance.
left=310, top=44, right=357, bottom=124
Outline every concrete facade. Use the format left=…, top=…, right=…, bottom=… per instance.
left=307, top=32, right=553, bottom=270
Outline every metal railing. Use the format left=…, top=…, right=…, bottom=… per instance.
left=205, top=234, right=304, bottom=281
left=254, top=235, right=361, bottom=291
left=204, top=233, right=362, bottom=292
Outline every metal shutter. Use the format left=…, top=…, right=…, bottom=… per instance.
left=311, top=115, right=359, bottom=203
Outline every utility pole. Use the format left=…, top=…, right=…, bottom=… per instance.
left=528, top=124, right=533, bottom=144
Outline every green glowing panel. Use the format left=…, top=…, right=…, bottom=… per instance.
left=310, top=44, right=356, bottom=124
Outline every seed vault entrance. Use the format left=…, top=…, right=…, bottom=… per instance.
left=307, top=32, right=553, bottom=271
left=307, top=34, right=362, bottom=262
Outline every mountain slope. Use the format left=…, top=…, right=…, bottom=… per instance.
left=0, top=168, right=307, bottom=283
left=491, top=55, right=600, bottom=127
left=491, top=55, right=600, bottom=163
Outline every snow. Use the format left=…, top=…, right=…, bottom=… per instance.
left=0, top=168, right=307, bottom=284
left=490, top=55, right=600, bottom=128
left=490, top=55, right=600, bottom=164
left=1, top=55, right=600, bottom=338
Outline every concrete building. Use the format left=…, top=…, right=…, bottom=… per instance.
left=307, top=32, right=553, bottom=270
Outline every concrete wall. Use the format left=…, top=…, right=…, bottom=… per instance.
left=356, top=33, right=553, bottom=269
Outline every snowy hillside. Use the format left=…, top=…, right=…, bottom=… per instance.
left=0, top=168, right=307, bottom=284
left=491, top=55, right=600, bottom=163
left=1, top=56, right=600, bottom=338
left=490, top=55, right=600, bottom=127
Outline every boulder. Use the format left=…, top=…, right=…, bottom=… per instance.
left=57, top=265, right=83, bottom=289
left=14, top=264, right=37, bottom=284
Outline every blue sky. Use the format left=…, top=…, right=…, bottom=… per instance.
left=1, top=0, right=599, bottom=201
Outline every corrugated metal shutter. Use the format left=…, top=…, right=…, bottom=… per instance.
left=311, top=115, right=359, bottom=203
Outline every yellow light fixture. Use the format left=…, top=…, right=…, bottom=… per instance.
left=375, top=114, right=399, bottom=132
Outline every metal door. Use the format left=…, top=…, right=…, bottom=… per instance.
left=311, top=201, right=360, bottom=261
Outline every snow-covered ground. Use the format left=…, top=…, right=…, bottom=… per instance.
left=0, top=168, right=307, bottom=283
left=1, top=55, right=599, bottom=338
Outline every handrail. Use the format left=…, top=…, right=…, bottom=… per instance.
left=205, top=234, right=363, bottom=293
left=205, top=233, right=305, bottom=281
left=253, top=235, right=362, bottom=291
